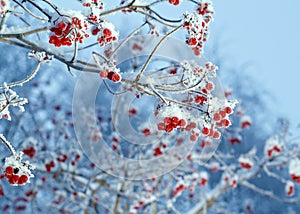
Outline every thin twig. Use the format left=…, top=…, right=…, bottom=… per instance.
left=12, top=0, right=49, bottom=21
left=0, top=134, right=16, bottom=156
left=0, top=26, right=48, bottom=38
left=134, top=25, right=182, bottom=82
left=0, top=62, right=41, bottom=89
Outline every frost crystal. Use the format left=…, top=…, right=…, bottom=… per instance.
left=0, top=83, right=28, bottom=120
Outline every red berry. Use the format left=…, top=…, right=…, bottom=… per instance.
left=202, top=127, right=209, bottom=135
left=213, top=131, right=220, bottom=139
left=157, top=122, right=165, bottom=131
left=178, top=119, right=186, bottom=127
left=219, top=111, right=226, bottom=118
left=188, top=38, right=197, bottom=46
left=164, top=117, right=172, bottom=125
left=153, top=147, right=163, bottom=156
left=222, top=119, right=231, bottom=127
left=9, top=174, right=19, bottom=184
left=142, top=128, right=151, bottom=136
left=208, top=129, right=214, bottom=137
left=171, top=116, right=179, bottom=125
left=18, top=175, right=28, bottom=185
left=213, top=113, right=221, bottom=121
left=112, top=73, right=121, bottom=82
left=205, top=82, right=214, bottom=91
left=107, top=71, right=114, bottom=80
left=165, top=125, right=173, bottom=133
left=190, top=135, right=197, bottom=141
left=57, top=22, right=66, bottom=30
left=190, top=122, right=197, bottom=128
left=185, top=125, right=191, bottom=131
left=225, top=106, right=232, bottom=114
left=5, top=166, right=13, bottom=175
left=103, top=28, right=112, bottom=37
left=99, top=70, right=108, bottom=78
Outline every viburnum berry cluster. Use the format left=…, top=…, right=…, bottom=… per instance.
left=98, top=61, right=122, bottom=83
left=91, top=20, right=119, bottom=46
left=49, top=16, right=90, bottom=47
left=183, top=1, right=214, bottom=56
left=157, top=116, right=187, bottom=133
left=3, top=152, right=35, bottom=186
left=197, top=0, right=214, bottom=16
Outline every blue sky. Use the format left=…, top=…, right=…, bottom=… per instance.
left=211, top=0, right=300, bottom=124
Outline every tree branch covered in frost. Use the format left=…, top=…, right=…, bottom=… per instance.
left=0, top=0, right=299, bottom=214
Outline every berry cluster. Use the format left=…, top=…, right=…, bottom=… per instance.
left=238, top=156, right=254, bottom=170
left=203, top=98, right=237, bottom=139
left=5, top=166, right=28, bottom=185
left=213, top=106, right=233, bottom=128
left=201, top=127, right=220, bottom=139
left=3, top=152, right=34, bottom=186
left=23, top=146, right=36, bottom=159
left=99, top=64, right=122, bottom=83
left=197, top=0, right=214, bottom=16
left=157, top=116, right=187, bottom=133
left=91, top=21, right=119, bottom=46
left=49, top=17, right=89, bottom=47
left=45, top=160, right=55, bottom=172
left=153, top=143, right=167, bottom=157
left=183, top=3, right=214, bottom=56
left=194, top=95, right=207, bottom=106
